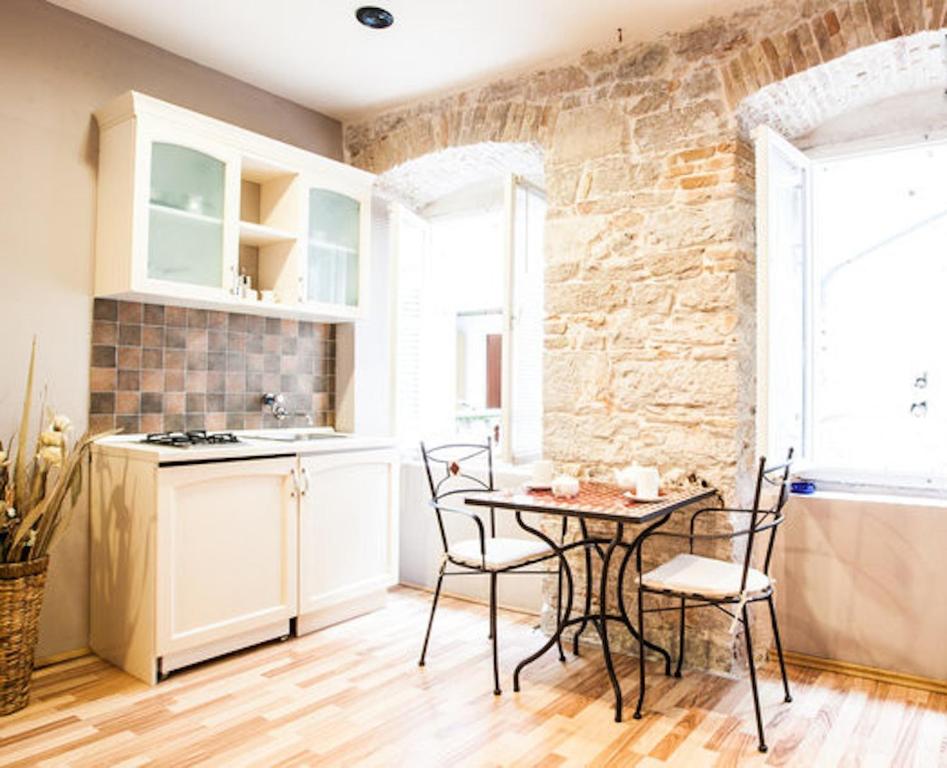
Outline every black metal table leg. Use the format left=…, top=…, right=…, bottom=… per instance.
left=572, top=518, right=595, bottom=655
left=509, top=508, right=677, bottom=724
left=555, top=516, right=568, bottom=663
left=513, top=511, right=574, bottom=692
left=596, top=523, right=625, bottom=721
left=615, top=514, right=674, bottom=675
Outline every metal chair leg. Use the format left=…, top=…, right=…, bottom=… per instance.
left=674, top=597, right=685, bottom=678
left=488, top=571, right=493, bottom=641
left=634, top=585, right=646, bottom=719
left=555, top=559, right=566, bottom=662
left=419, top=563, right=445, bottom=667
left=743, top=604, right=767, bottom=753
left=767, top=595, right=792, bottom=703
left=490, top=572, right=501, bottom=695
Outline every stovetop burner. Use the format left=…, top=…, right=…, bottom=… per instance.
left=141, top=430, right=243, bottom=449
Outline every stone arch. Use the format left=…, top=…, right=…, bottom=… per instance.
left=716, top=1, right=946, bottom=113
left=375, top=141, right=544, bottom=210
left=345, top=102, right=556, bottom=176
left=346, top=2, right=947, bottom=174
left=734, top=29, right=946, bottom=139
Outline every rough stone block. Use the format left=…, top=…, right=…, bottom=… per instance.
left=616, top=43, right=671, bottom=80
left=528, top=65, right=591, bottom=99
left=634, top=100, right=727, bottom=150
left=551, top=103, right=628, bottom=163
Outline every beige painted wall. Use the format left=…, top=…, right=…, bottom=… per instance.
left=775, top=494, right=947, bottom=681
left=0, top=0, right=342, bottom=658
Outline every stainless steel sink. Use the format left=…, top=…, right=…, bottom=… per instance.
left=243, top=429, right=349, bottom=443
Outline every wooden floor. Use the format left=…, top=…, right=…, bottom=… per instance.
left=1, top=588, right=945, bottom=767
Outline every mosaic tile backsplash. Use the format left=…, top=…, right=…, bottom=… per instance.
left=89, top=299, right=335, bottom=435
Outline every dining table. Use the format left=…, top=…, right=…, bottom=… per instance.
left=464, top=482, right=720, bottom=722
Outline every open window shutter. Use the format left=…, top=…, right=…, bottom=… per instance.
left=391, top=204, right=429, bottom=450
left=506, top=177, right=546, bottom=463
left=754, top=125, right=812, bottom=462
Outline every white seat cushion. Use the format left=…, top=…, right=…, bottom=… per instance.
left=449, top=537, right=553, bottom=571
left=639, top=553, right=771, bottom=599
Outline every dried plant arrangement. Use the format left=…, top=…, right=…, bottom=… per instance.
left=0, top=339, right=118, bottom=564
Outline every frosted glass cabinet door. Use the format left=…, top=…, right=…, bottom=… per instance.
left=147, top=142, right=226, bottom=288
left=307, top=188, right=360, bottom=306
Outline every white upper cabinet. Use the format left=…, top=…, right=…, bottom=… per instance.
left=93, top=92, right=374, bottom=321
left=302, top=182, right=371, bottom=319
left=141, top=128, right=241, bottom=301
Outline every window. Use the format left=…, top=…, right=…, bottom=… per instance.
left=756, top=126, right=947, bottom=491
left=391, top=176, right=546, bottom=463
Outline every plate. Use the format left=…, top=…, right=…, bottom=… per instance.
left=623, top=491, right=662, bottom=503
left=524, top=481, right=553, bottom=491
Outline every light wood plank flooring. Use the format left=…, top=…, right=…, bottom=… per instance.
left=1, top=587, right=945, bottom=767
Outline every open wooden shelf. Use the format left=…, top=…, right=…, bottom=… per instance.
left=239, top=221, right=297, bottom=247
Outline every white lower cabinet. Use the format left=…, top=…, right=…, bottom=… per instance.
left=155, top=458, right=298, bottom=674
left=296, top=449, right=399, bottom=634
left=90, top=445, right=397, bottom=685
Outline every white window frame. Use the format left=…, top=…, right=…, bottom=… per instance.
left=755, top=125, right=814, bottom=463
left=389, top=174, right=546, bottom=465
left=502, top=174, right=546, bottom=464
left=756, top=125, right=947, bottom=495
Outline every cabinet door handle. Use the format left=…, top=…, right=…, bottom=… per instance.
left=301, top=467, right=311, bottom=496
left=290, top=468, right=299, bottom=497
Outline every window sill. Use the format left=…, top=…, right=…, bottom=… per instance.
left=793, top=488, right=947, bottom=509
left=794, top=465, right=947, bottom=501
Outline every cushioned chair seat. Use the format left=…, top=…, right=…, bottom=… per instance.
left=449, top=537, right=553, bottom=571
left=639, top=553, right=771, bottom=598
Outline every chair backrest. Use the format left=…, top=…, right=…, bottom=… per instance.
left=420, top=438, right=495, bottom=554
left=741, top=447, right=794, bottom=592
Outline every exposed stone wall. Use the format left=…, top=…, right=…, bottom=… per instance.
left=345, top=0, right=941, bottom=672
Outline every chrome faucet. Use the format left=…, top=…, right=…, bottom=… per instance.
left=262, top=393, right=314, bottom=425
left=262, top=393, right=288, bottom=419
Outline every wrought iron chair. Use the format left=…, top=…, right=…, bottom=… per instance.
left=418, top=438, right=565, bottom=695
left=633, top=449, right=794, bottom=753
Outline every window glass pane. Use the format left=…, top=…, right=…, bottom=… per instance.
left=812, top=142, right=947, bottom=483
left=430, top=209, right=504, bottom=440
left=455, top=313, right=503, bottom=440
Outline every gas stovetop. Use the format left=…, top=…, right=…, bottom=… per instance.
left=141, top=430, right=243, bottom=449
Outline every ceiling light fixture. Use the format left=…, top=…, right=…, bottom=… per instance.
left=356, top=6, right=394, bottom=29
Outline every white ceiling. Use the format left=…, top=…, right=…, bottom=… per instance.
left=50, top=0, right=758, bottom=121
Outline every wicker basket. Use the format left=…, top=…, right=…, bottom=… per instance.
left=0, top=557, right=48, bottom=715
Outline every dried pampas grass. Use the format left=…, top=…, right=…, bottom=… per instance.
left=0, top=339, right=119, bottom=563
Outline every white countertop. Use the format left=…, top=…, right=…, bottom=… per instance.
left=93, top=430, right=396, bottom=464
